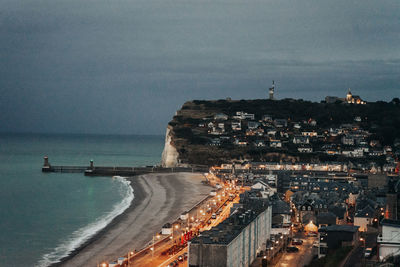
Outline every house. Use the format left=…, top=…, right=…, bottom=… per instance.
left=266, top=128, right=277, bottom=136
left=317, top=212, right=337, bottom=227
left=272, top=198, right=292, bottom=227
left=214, top=113, right=228, bottom=120
left=247, top=121, right=260, bottom=130
left=293, top=123, right=301, bottom=129
left=251, top=179, right=276, bottom=198
left=309, top=119, right=317, bottom=126
left=298, top=145, right=313, bottom=153
left=329, top=205, right=347, bottom=224
left=378, top=219, right=400, bottom=261
left=299, top=199, right=316, bottom=224
left=262, top=115, right=273, bottom=122
left=231, top=121, right=241, bottom=131
left=234, top=111, right=255, bottom=120
left=342, top=148, right=364, bottom=158
left=234, top=139, right=248, bottom=146
left=342, top=136, right=355, bottom=145
left=318, top=225, right=360, bottom=258
left=354, top=205, right=375, bottom=231
left=209, top=138, right=221, bottom=146
left=302, top=131, right=318, bottom=137
left=274, top=119, right=288, bottom=128
left=251, top=180, right=276, bottom=196
left=293, top=136, right=310, bottom=144
left=254, top=140, right=266, bottom=147
left=270, top=140, right=282, bottom=148
left=161, top=223, right=173, bottom=235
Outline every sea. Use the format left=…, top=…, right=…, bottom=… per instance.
left=0, top=133, right=164, bottom=267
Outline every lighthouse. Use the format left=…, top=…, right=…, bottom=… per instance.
left=269, top=80, right=275, bottom=100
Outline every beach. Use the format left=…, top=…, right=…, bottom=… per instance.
left=55, top=172, right=211, bottom=267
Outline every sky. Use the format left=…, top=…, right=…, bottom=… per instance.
left=1, top=0, right=399, bottom=135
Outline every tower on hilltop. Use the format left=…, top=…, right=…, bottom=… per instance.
left=269, top=80, right=275, bottom=100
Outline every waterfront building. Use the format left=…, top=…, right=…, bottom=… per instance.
left=188, top=197, right=272, bottom=267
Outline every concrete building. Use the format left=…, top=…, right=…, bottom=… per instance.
left=378, top=219, right=400, bottom=261
left=188, top=198, right=272, bottom=267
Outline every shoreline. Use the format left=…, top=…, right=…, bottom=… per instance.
left=54, top=172, right=211, bottom=267
left=51, top=177, right=146, bottom=267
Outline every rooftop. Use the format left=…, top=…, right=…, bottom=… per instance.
left=190, top=197, right=270, bottom=245
left=319, top=225, right=359, bottom=233
left=381, top=219, right=400, bottom=227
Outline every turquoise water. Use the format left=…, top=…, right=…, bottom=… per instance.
left=0, top=133, right=164, bottom=266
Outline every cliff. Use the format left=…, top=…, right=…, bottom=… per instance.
left=161, top=126, right=179, bottom=167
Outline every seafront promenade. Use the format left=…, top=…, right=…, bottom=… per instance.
left=95, top=172, right=241, bottom=267
left=55, top=172, right=215, bottom=267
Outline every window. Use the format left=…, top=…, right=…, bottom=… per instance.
left=308, top=206, right=311, bottom=211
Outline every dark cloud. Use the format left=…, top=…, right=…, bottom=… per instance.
left=1, top=0, right=399, bottom=134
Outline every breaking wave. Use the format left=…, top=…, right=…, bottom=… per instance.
left=37, top=176, right=134, bottom=267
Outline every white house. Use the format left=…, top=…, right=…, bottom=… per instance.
left=214, top=113, right=228, bottom=120
left=251, top=180, right=277, bottom=197
left=161, top=223, right=173, bottom=235
left=293, top=136, right=309, bottom=144
left=270, top=140, right=282, bottom=148
left=231, top=121, right=241, bottom=131
left=354, top=205, right=375, bottom=232
left=378, top=219, right=400, bottom=261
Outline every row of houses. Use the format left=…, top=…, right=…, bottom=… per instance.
left=199, top=111, right=399, bottom=173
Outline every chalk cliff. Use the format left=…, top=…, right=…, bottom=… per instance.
left=161, top=126, right=179, bottom=167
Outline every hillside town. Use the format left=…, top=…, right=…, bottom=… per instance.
left=77, top=92, right=400, bottom=267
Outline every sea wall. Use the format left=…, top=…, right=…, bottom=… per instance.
left=161, top=126, right=179, bottom=167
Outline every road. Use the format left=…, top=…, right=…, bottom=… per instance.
left=126, top=186, right=240, bottom=267
left=275, top=236, right=317, bottom=267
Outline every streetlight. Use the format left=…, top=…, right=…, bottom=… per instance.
left=152, top=234, right=160, bottom=258
left=172, top=224, right=179, bottom=244
left=127, top=251, right=134, bottom=267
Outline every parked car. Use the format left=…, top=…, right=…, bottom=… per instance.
left=178, top=255, right=183, bottom=261
left=286, top=246, right=299, bottom=253
left=211, top=213, right=216, bottom=219
left=183, top=252, right=188, bottom=260
left=292, top=239, right=303, bottom=245
left=313, top=241, right=319, bottom=247
left=364, top=248, right=372, bottom=258
left=307, top=232, right=317, bottom=237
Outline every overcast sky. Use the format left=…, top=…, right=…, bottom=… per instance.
left=1, top=0, right=399, bottom=135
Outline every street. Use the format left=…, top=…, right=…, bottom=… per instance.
left=274, top=235, right=317, bottom=267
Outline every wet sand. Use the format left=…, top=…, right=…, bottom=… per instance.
left=55, top=172, right=211, bottom=267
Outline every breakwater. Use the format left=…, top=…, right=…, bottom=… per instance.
left=41, top=156, right=208, bottom=176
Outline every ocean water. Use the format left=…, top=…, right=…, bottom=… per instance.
left=0, top=133, right=164, bottom=267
